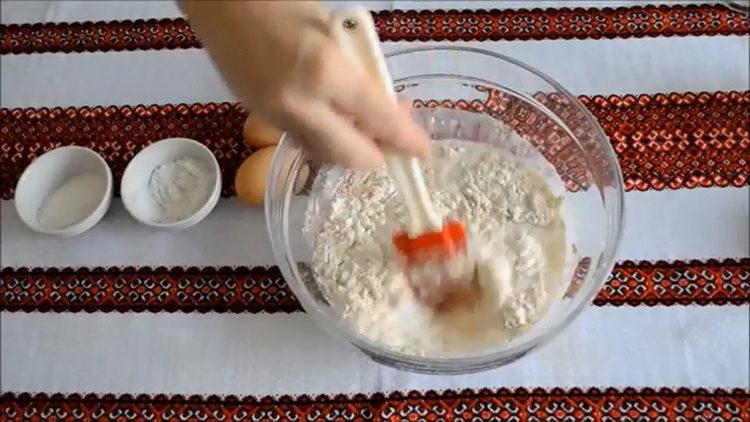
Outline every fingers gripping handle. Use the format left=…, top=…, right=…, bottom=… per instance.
left=329, top=8, right=443, bottom=235
left=329, top=8, right=393, bottom=99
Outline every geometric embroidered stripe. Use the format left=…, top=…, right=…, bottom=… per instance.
left=2, top=4, right=748, bottom=55
left=596, top=258, right=749, bottom=306
left=579, top=92, right=750, bottom=192
left=1, top=91, right=747, bottom=199
left=2, top=388, right=748, bottom=421
left=417, top=90, right=749, bottom=192
left=1, top=258, right=746, bottom=313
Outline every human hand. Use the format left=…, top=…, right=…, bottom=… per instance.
left=181, top=1, right=429, bottom=169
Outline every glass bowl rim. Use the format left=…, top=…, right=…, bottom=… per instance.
left=266, top=45, right=624, bottom=372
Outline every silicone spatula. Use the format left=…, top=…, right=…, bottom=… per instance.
left=330, top=8, right=475, bottom=310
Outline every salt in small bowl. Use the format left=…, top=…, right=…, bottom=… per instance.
left=15, top=146, right=113, bottom=236
left=120, top=137, right=221, bottom=230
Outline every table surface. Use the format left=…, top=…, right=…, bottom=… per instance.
left=1, top=1, right=748, bottom=420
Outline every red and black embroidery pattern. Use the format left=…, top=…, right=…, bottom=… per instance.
left=373, top=4, right=750, bottom=41
left=2, top=388, right=747, bottom=421
left=0, top=266, right=296, bottom=314
left=581, top=91, right=750, bottom=191
left=0, top=18, right=199, bottom=55
left=1, top=258, right=746, bottom=313
left=2, top=4, right=748, bottom=55
left=2, top=90, right=747, bottom=199
left=0, top=103, right=250, bottom=198
left=597, top=258, right=749, bottom=306
left=416, top=89, right=749, bottom=192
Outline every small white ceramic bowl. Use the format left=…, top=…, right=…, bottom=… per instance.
left=15, top=146, right=113, bottom=236
left=121, top=137, right=221, bottom=230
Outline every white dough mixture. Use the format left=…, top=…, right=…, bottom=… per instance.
left=308, top=141, right=567, bottom=357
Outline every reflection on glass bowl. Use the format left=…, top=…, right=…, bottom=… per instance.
left=265, top=46, right=624, bottom=374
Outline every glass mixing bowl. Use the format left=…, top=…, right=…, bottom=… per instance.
left=265, top=46, right=623, bottom=374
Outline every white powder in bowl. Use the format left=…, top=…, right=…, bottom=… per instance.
left=131, top=157, right=214, bottom=224
left=306, top=140, right=568, bottom=357
left=37, top=173, right=106, bottom=230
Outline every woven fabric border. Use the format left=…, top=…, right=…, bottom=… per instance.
left=2, top=4, right=748, bottom=55
left=2, top=90, right=747, bottom=199
left=1, top=258, right=746, bottom=313
left=2, top=388, right=747, bottom=421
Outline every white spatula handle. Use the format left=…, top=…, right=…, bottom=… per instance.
left=329, top=8, right=443, bottom=235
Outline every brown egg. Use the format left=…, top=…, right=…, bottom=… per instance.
left=243, top=115, right=283, bottom=148
left=293, top=163, right=311, bottom=195
left=234, top=146, right=277, bottom=205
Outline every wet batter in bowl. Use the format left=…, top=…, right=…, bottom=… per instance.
left=307, top=141, right=568, bottom=357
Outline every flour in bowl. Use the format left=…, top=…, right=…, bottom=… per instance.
left=307, top=141, right=567, bottom=357
left=129, top=157, right=213, bottom=224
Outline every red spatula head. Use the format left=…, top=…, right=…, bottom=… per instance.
left=392, top=220, right=467, bottom=265
left=392, top=220, right=476, bottom=311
